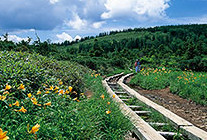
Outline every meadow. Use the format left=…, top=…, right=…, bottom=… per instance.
left=0, top=51, right=132, bottom=139
left=130, top=67, right=207, bottom=105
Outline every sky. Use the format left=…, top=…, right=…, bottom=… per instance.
left=0, top=0, right=207, bottom=43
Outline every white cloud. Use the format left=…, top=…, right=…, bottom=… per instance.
left=49, top=0, right=59, bottom=4
left=8, top=35, right=28, bottom=42
left=66, top=13, right=87, bottom=30
left=101, top=0, right=170, bottom=20
left=55, top=32, right=81, bottom=43
left=74, top=35, right=81, bottom=41
left=56, top=32, right=73, bottom=42
left=92, top=21, right=106, bottom=29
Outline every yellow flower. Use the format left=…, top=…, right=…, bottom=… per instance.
left=9, top=104, right=12, bottom=107
left=194, top=77, right=197, bottom=80
left=13, top=101, right=20, bottom=107
left=45, top=91, right=50, bottom=94
left=54, top=86, right=59, bottom=90
left=59, top=90, right=64, bottom=94
left=73, top=97, right=80, bottom=102
left=18, top=106, right=27, bottom=113
left=80, top=93, right=84, bottom=96
left=29, top=124, right=40, bottom=134
left=59, top=81, right=63, bottom=85
left=68, top=86, right=73, bottom=92
left=49, top=86, right=54, bottom=90
left=106, top=110, right=111, bottom=114
left=65, top=90, right=69, bottom=94
left=55, top=90, right=59, bottom=93
left=27, top=93, right=32, bottom=98
left=36, top=90, right=41, bottom=95
left=44, top=102, right=51, bottom=106
left=0, top=95, right=6, bottom=101
left=18, top=84, right=25, bottom=91
left=162, top=67, right=166, bottom=71
left=31, top=97, right=41, bottom=106
left=5, top=84, right=11, bottom=90
left=3, top=91, right=9, bottom=95
left=100, top=94, right=104, bottom=100
left=0, top=128, right=9, bottom=140
left=112, top=95, right=115, bottom=98
left=107, top=102, right=110, bottom=105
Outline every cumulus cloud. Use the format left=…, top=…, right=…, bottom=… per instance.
left=56, top=32, right=73, bottom=42
left=55, top=32, right=81, bottom=43
left=65, top=13, right=88, bottom=30
left=101, top=0, right=170, bottom=20
left=7, top=35, right=28, bottom=43
left=49, top=0, right=59, bottom=4
left=93, top=21, right=106, bottom=29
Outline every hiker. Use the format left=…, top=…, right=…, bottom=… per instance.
left=134, top=59, right=141, bottom=73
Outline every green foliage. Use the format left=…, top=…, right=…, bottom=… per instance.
left=130, top=68, right=207, bottom=105
left=0, top=73, right=132, bottom=139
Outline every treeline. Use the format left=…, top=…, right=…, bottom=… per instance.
left=0, top=24, right=207, bottom=73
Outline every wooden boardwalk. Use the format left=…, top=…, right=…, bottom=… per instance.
left=102, top=73, right=207, bottom=140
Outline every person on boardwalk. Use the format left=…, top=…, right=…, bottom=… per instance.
left=134, top=59, right=141, bottom=73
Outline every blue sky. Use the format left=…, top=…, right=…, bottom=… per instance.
left=0, top=0, right=207, bottom=43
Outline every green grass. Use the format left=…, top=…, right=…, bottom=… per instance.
left=130, top=67, right=207, bottom=105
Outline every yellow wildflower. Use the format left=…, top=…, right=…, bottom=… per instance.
left=27, top=93, right=32, bottom=98
left=17, top=106, right=27, bottom=113
left=59, top=81, right=63, bottom=85
left=49, top=86, right=54, bottom=90
left=13, top=101, right=20, bottom=107
left=194, top=77, right=197, bottom=80
left=55, top=90, right=59, bottom=93
left=0, top=128, right=9, bottom=140
left=65, top=90, right=69, bottom=94
left=5, top=84, right=11, bottom=90
left=100, top=94, right=104, bottom=100
left=31, top=97, right=41, bottom=106
left=80, top=93, right=84, bottom=96
left=29, top=124, right=40, bottom=134
left=59, top=90, right=64, bottom=94
left=73, top=97, right=80, bottom=102
left=162, top=67, right=166, bottom=71
left=3, top=91, right=9, bottom=95
left=9, top=104, right=12, bottom=107
left=0, top=95, right=6, bottom=101
left=107, top=102, right=110, bottom=105
left=44, top=102, right=51, bottom=106
left=68, top=86, right=73, bottom=92
left=18, top=84, right=25, bottom=91
left=112, top=95, right=115, bottom=98
left=106, top=110, right=111, bottom=114
left=54, top=86, right=59, bottom=90
left=37, top=90, right=41, bottom=95
left=45, top=91, right=50, bottom=94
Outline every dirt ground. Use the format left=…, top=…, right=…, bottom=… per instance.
left=126, top=76, right=207, bottom=132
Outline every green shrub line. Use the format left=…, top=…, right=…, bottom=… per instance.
left=130, top=68, right=207, bottom=105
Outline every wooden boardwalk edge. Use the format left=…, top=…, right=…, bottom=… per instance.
left=118, top=73, right=207, bottom=140
left=102, top=75, right=166, bottom=140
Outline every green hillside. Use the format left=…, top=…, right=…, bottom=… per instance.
left=53, top=24, right=207, bottom=73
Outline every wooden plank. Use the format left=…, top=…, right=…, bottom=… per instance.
left=102, top=79, right=166, bottom=140
left=118, top=95, right=132, bottom=98
left=149, top=122, right=168, bottom=126
left=158, top=131, right=181, bottom=137
left=118, top=74, right=192, bottom=126
left=181, top=126, right=207, bottom=140
left=135, top=111, right=151, bottom=115
left=115, top=91, right=128, bottom=94
left=118, top=73, right=207, bottom=140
